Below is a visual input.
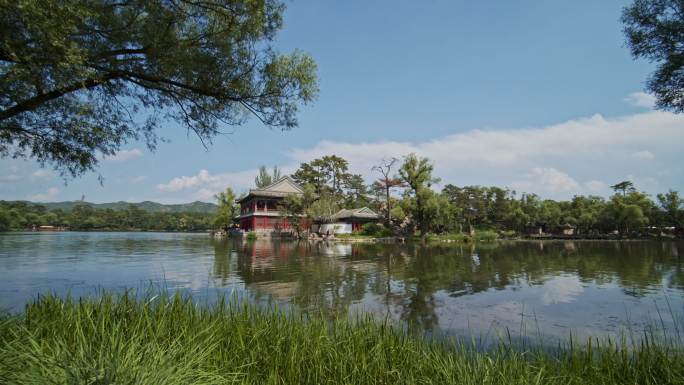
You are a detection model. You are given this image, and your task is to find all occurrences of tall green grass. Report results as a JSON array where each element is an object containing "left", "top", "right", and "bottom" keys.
[{"left": 1, "top": 292, "right": 683, "bottom": 384}]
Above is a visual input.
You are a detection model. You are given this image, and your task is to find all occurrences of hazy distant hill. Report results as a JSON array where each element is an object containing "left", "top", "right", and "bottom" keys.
[{"left": 15, "top": 200, "right": 217, "bottom": 213}]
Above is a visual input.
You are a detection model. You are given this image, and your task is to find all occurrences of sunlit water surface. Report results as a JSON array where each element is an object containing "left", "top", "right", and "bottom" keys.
[{"left": 1, "top": 232, "right": 682, "bottom": 345}]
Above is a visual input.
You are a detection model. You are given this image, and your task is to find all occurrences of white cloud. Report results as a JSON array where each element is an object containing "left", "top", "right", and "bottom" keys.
[
  {"left": 627, "top": 173, "right": 660, "bottom": 193},
  {"left": 157, "top": 168, "right": 265, "bottom": 198},
  {"left": 104, "top": 148, "right": 143, "bottom": 162},
  {"left": 30, "top": 187, "right": 59, "bottom": 202},
  {"left": 284, "top": 109, "right": 683, "bottom": 198},
  {"left": 624, "top": 92, "right": 656, "bottom": 108},
  {"left": 196, "top": 188, "right": 218, "bottom": 201},
  {"left": 157, "top": 98, "right": 684, "bottom": 201},
  {"left": 512, "top": 168, "right": 580, "bottom": 196},
  {"left": 1, "top": 162, "right": 25, "bottom": 183},
  {"left": 288, "top": 113, "right": 682, "bottom": 173},
  {"left": 631, "top": 150, "right": 655, "bottom": 160},
  {"left": 541, "top": 275, "right": 584, "bottom": 305},
  {"left": 584, "top": 180, "right": 609, "bottom": 195},
  {"left": 130, "top": 175, "right": 146, "bottom": 183},
  {"left": 157, "top": 169, "right": 214, "bottom": 192},
  {"left": 0, "top": 174, "right": 21, "bottom": 182},
  {"left": 31, "top": 169, "right": 53, "bottom": 179}
]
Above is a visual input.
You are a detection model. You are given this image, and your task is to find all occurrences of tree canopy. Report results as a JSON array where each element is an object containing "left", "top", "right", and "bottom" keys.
[
  {"left": 254, "top": 165, "right": 282, "bottom": 188},
  {"left": 611, "top": 181, "right": 636, "bottom": 196},
  {"left": 214, "top": 187, "right": 238, "bottom": 229},
  {"left": 0, "top": 0, "right": 317, "bottom": 177},
  {"left": 399, "top": 153, "right": 440, "bottom": 241},
  {"left": 622, "top": 0, "right": 684, "bottom": 112},
  {"left": 291, "top": 155, "right": 369, "bottom": 208},
  {"left": 0, "top": 200, "right": 213, "bottom": 231},
  {"left": 372, "top": 157, "right": 403, "bottom": 224}
]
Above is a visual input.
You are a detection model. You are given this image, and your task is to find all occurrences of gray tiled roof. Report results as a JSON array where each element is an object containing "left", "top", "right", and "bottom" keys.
[
  {"left": 331, "top": 207, "right": 380, "bottom": 220},
  {"left": 237, "top": 176, "right": 304, "bottom": 203}
]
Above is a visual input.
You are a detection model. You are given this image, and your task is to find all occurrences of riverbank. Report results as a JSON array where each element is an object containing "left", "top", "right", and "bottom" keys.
[
  {"left": 326, "top": 231, "right": 683, "bottom": 244},
  {"left": 1, "top": 293, "right": 682, "bottom": 385}
]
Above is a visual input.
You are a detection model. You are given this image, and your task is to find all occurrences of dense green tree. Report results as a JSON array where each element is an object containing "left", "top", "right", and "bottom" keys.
[
  {"left": 293, "top": 156, "right": 342, "bottom": 194},
  {"left": 442, "top": 185, "right": 513, "bottom": 231},
  {"left": 71, "top": 204, "right": 95, "bottom": 228},
  {"left": 279, "top": 184, "right": 315, "bottom": 236},
  {"left": 0, "top": 207, "right": 10, "bottom": 231},
  {"left": 0, "top": 200, "right": 213, "bottom": 231},
  {"left": 601, "top": 191, "right": 654, "bottom": 234},
  {"left": 343, "top": 174, "right": 370, "bottom": 208},
  {"left": 486, "top": 187, "right": 510, "bottom": 226},
  {"left": 307, "top": 195, "right": 340, "bottom": 223},
  {"left": 126, "top": 204, "right": 148, "bottom": 229},
  {"left": 319, "top": 155, "right": 350, "bottom": 195},
  {"left": 622, "top": 0, "right": 684, "bottom": 112},
  {"left": 611, "top": 181, "right": 636, "bottom": 196},
  {"left": 292, "top": 161, "right": 327, "bottom": 194},
  {"left": 657, "top": 189, "right": 683, "bottom": 227},
  {"left": 0, "top": 0, "right": 318, "bottom": 177},
  {"left": 390, "top": 205, "right": 407, "bottom": 225},
  {"left": 503, "top": 207, "right": 529, "bottom": 232},
  {"left": 424, "top": 191, "right": 457, "bottom": 234},
  {"left": 292, "top": 155, "right": 366, "bottom": 207},
  {"left": 214, "top": 187, "right": 238, "bottom": 229},
  {"left": 621, "top": 204, "right": 649, "bottom": 233},
  {"left": 569, "top": 195, "right": 605, "bottom": 234},
  {"left": 254, "top": 166, "right": 282, "bottom": 188},
  {"left": 538, "top": 200, "right": 563, "bottom": 229},
  {"left": 399, "top": 153, "right": 440, "bottom": 241}
]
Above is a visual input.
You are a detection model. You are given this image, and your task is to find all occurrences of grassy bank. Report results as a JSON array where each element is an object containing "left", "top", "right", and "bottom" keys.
[{"left": 1, "top": 293, "right": 683, "bottom": 384}]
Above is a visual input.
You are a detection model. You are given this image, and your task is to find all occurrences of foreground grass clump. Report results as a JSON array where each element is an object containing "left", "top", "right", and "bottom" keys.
[{"left": 1, "top": 293, "right": 683, "bottom": 384}]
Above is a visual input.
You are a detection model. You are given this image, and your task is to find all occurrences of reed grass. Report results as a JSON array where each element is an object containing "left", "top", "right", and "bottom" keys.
[{"left": 1, "top": 292, "right": 682, "bottom": 384}]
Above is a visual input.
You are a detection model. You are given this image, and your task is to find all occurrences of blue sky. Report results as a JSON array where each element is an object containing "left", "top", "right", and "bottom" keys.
[{"left": 2, "top": 0, "right": 683, "bottom": 203}]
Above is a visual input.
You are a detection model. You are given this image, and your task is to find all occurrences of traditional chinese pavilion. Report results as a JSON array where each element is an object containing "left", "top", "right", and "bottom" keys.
[
  {"left": 237, "top": 176, "right": 303, "bottom": 232},
  {"left": 314, "top": 207, "right": 381, "bottom": 235}
]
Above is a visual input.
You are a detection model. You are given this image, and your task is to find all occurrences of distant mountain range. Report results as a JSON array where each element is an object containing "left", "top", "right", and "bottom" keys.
[{"left": 13, "top": 200, "right": 217, "bottom": 213}]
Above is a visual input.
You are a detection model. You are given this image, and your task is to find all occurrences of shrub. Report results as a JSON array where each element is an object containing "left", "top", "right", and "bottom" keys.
[
  {"left": 360, "top": 223, "right": 381, "bottom": 236},
  {"left": 474, "top": 230, "right": 499, "bottom": 242},
  {"left": 377, "top": 227, "right": 394, "bottom": 237},
  {"left": 246, "top": 232, "right": 257, "bottom": 241},
  {"left": 452, "top": 233, "right": 471, "bottom": 242},
  {"left": 359, "top": 223, "right": 393, "bottom": 237}
]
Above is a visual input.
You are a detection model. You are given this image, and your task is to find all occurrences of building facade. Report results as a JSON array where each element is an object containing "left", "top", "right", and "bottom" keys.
[
  {"left": 313, "top": 207, "right": 381, "bottom": 235},
  {"left": 237, "top": 176, "right": 303, "bottom": 232}
]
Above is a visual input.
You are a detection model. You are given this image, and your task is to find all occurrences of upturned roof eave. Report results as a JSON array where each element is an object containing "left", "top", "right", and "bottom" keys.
[{"left": 235, "top": 176, "right": 305, "bottom": 203}]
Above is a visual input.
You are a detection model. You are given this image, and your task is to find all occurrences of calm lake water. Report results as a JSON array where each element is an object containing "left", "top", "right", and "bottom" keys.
[{"left": 1, "top": 232, "right": 683, "bottom": 344}]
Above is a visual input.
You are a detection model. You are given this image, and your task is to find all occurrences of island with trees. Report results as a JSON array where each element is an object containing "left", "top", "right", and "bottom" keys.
[{"left": 215, "top": 153, "right": 684, "bottom": 242}]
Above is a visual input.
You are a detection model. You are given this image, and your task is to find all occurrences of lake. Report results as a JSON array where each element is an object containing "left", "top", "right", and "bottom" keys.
[{"left": 1, "top": 232, "right": 682, "bottom": 345}]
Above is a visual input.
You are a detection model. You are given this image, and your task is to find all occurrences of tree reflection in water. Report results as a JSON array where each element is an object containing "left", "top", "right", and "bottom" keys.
[{"left": 210, "top": 239, "right": 684, "bottom": 341}]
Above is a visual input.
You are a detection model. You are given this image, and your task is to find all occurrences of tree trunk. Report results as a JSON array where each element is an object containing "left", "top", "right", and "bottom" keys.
[{"left": 386, "top": 186, "right": 391, "bottom": 225}]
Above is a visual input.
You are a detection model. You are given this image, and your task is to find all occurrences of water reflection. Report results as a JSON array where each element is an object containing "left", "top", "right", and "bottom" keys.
[
  {"left": 0, "top": 232, "right": 682, "bottom": 343},
  {"left": 211, "top": 239, "right": 684, "bottom": 341}
]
